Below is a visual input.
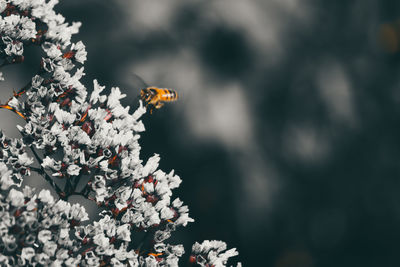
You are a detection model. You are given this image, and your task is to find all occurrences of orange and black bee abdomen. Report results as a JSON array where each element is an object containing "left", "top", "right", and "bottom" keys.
[
  {"left": 142, "top": 87, "right": 178, "bottom": 102},
  {"left": 159, "top": 89, "right": 178, "bottom": 102}
]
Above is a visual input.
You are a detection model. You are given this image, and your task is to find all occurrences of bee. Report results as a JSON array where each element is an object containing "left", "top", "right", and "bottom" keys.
[{"left": 140, "top": 87, "right": 178, "bottom": 114}]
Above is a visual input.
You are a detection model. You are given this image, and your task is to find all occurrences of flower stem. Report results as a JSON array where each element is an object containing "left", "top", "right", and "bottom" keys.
[{"left": 30, "top": 146, "right": 65, "bottom": 198}]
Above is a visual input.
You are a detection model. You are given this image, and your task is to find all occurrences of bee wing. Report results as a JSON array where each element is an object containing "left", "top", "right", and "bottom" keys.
[
  {"left": 131, "top": 72, "right": 149, "bottom": 89},
  {"left": 129, "top": 72, "right": 150, "bottom": 103}
]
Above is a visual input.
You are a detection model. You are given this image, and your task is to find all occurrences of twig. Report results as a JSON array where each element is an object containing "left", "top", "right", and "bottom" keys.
[{"left": 30, "top": 146, "right": 64, "bottom": 198}]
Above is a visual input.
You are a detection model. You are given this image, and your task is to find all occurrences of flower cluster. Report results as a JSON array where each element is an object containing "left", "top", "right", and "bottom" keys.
[
  {"left": 0, "top": 0, "right": 240, "bottom": 266},
  {"left": 75, "top": 211, "right": 186, "bottom": 266},
  {"left": 0, "top": 164, "right": 88, "bottom": 266},
  {"left": 0, "top": 133, "right": 33, "bottom": 189},
  {"left": 0, "top": 0, "right": 80, "bottom": 79},
  {"left": 190, "top": 241, "right": 240, "bottom": 267}
]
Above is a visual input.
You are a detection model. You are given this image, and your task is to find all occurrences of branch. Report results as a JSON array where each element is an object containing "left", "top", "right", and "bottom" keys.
[
  {"left": 13, "top": 80, "right": 32, "bottom": 99},
  {"left": 29, "top": 146, "right": 65, "bottom": 198}
]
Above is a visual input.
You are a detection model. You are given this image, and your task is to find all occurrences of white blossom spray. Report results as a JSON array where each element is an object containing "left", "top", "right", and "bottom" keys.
[{"left": 0, "top": 1, "right": 240, "bottom": 266}]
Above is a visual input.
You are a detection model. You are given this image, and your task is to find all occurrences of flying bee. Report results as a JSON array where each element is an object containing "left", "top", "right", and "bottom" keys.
[
  {"left": 129, "top": 73, "right": 178, "bottom": 113},
  {"left": 140, "top": 87, "right": 178, "bottom": 114}
]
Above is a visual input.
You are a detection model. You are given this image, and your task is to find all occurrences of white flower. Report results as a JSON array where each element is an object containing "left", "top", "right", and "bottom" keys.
[
  {"left": 8, "top": 97, "right": 20, "bottom": 110},
  {"left": 38, "top": 230, "right": 52, "bottom": 243},
  {"left": 35, "top": 253, "right": 50, "bottom": 265},
  {"left": 32, "top": 75, "right": 45, "bottom": 89},
  {"left": 118, "top": 186, "right": 132, "bottom": 201},
  {"left": 64, "top": 256, "right": 82, "bottom": 267},
  {"left": 107, "top": 87, "right": 126, "bottom": 109},
  {"left": 82, "top": 251, "right": 99, "bottom": 266},
  {"left": 38, "top": 189, "right": 54, "bottom": 204},
  {"left": 69, "top": 203, "right": 89, "bottom": 221},
  {"left": 56, "top": 248, "right": 70, "bottom": 260},
  {"left": 143, "top": 182, "right": 155, "bottom": 195},
  {"left": 42, "top": 156, "right": 61, "bottom": 171},
  {"left": 165, "top": 256, "right": 180, "bottom": 267},
  {"left": 93, "top": 233, "right": 109, "bottom": 248},
  {"left": 191, "top": 240, "right": 238, "bottom": 267},
  {"left": 67, "top": 164, "right": 80, "bottom": 176},
  {"left": 145, "top": 255, "right": 158, "bottom": 267},
  {"left": 110, "top": 258, "right": 124, "bottom": 267},
  {"left": 43, "top": 241, "right": 58, "bottom": 257},
  {"left": 4, "top": 41, "right": 23, "bottom": 56},
  {"left": 60, "top": 228, "right": 69, "bottom": 239},
  {"left": 42, "top": 57, "right": 55, "bottom": 72},
  {"left": 25, "top": 196, "right": 38, "bottom": 211},
  {"left": 175, "top": 212, "right": 194, "bottom": 227},
  {"left": 17, "top": 152, "right": 34, "bottom": 166},
  {"left": 160, "top": 206, "right": 174, "bottom": 220},
  {"left": 172, "top": 198, "right": 183, "bottom": 208},
  {"left": 72, "top": 41, "right": 87, "bottom": 63},
  {"left": 142, "top": 154, "right": 160, "bottom": 176},
  {"left": 50, "top": 260, "right": 63, "bottom": 267},
  {"left": 146, "top": 209, "right": 161, "bottom": 226},
  {"left": 1, "top": 15, "right": 36, "bottom": 40},
  {"left": 42, "top": 42, "right": 62, "bottom": 59},
  {"left": 170, "top": 244, "right": 185, "bottom": 257},
  {"left": 53, "top": 106, "right": 76, "bottom": 124},
  {"left": 90, "top": 80, "right": 106, "bottom": 104},
  {"left": 7, "top": 188, "right": 24, "bottom": 207},
  {"left": 116, "top": 224, "right": 131, "bottom": 242},
  {"left": 0, "top": 163, "right": 14, "bottom": 190},
  {"left": 21, "top": 247, "right": 35, "bottom": 262},
  {"left": 0, "top": 0, "right": 6, "bottom": 13}
]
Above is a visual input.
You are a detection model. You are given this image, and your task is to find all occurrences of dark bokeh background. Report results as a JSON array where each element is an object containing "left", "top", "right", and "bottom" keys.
[{"left": 4, "top": 0, "right": 400, "bottom": 266}]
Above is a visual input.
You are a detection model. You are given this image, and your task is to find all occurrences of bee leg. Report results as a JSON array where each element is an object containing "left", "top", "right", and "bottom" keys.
[
  {"left": 155, "top": 101, "right": 164, "bottom": 109},
  {"left": 144, "top": 102, "right": 151, "bottom": 114},
  {"left": 146, "top": 104, "right": 154, "bottom": 114}
]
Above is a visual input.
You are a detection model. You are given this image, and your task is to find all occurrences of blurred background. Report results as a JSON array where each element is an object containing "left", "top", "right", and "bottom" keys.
[{"left": 3, "top": 0, "right": 400, "bottom": 266}]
